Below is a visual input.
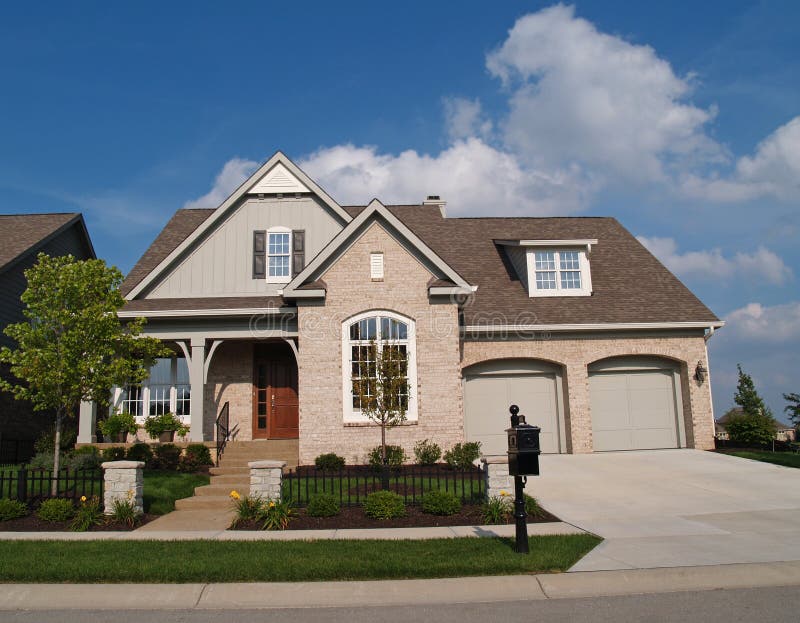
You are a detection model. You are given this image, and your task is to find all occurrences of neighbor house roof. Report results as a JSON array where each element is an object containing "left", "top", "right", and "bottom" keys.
[{"left": 0, "top": 213, "right": 93, "bottom": 274}]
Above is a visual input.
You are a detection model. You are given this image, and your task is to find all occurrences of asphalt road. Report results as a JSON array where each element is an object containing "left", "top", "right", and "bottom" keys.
[{"left": 0, "top": 586, "right": 795, "bottom": 623}]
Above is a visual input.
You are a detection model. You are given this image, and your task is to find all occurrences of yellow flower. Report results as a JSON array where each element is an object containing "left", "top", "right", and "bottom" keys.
[
  {"left": 500, "top": 490, "right": 510, "bottom": 497},
  {"left": 269, "top": 501, "right": 276, "bottom": 508},
  {"left": 80, "top": 495, "right": 87, "bottom": 503},
  {"left": 229, "top": 490, "right": 240, "bottom": 500}
]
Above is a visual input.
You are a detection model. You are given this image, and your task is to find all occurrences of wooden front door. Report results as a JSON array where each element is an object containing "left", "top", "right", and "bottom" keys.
[{"left": 253, "top": 343, "right": 299, "bottom": 439}]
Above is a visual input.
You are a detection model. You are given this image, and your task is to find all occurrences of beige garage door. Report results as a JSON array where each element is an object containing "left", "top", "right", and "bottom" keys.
[
  {"left": 589, "top": 369, "right": 679, "bottom": 451},
  {"left": 464, "top": 371, "right": 560, "bottom": 455}
]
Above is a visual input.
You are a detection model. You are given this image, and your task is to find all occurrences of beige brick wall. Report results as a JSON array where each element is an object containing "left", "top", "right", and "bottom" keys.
[
  {"left": 462, "top": 334, "right": 716, "bottom": 453},
  {"left": 205, "top": 341, "right": 254, "bottom": 441},
  {"left": 297, "top": 222, "right": 463, "bottom": 465}
]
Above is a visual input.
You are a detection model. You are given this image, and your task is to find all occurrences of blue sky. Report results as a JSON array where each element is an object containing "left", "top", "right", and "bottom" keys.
[{"left": 1, "top": 1, "right": 798, "bottom": 421}]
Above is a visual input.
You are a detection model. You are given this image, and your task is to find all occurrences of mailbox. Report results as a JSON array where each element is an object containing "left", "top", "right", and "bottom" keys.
[{"left": 507, "top": 405, "right": 541, "bottom": 476}]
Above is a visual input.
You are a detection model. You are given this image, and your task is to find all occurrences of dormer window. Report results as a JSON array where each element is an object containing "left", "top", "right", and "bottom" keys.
[
  {"left": 534, "top": 250, "right": 582, "bottom": 291},
  {"left": 498, "top": 239, "right": 596, "bottom": 298}
]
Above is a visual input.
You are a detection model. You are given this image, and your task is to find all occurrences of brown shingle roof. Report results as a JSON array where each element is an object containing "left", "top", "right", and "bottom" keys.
[{"left": 0, "top": 213, "right": 82, "bottom": 272}]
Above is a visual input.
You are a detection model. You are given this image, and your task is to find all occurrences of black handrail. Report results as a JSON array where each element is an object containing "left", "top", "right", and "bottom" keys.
[{"left": 215, "top": 401, "right": 230, "bottom": 467}]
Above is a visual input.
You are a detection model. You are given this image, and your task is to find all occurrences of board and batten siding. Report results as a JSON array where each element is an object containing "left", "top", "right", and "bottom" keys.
[{"left": 148, "top": 196, "right": 344, "bottom": 298}]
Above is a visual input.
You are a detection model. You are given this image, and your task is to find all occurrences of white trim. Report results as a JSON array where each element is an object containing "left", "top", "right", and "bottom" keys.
[
  {"left": 118, "top": 307, "right": 296, "bottom": 318},
  {"left": 464, "top": 321, "right": 726, "bottom": 333},
  {"left": 341, "top": 310, "right": 418, "bottom": 424},
  {"left": 265, "top": 227, "right": 292, "bottom": 284},
  {"left": 126, "top": 151, "right": 351, "bottom": 299},
  {"left": 429, "top": 286, "right": 474, "bottom": 296},
  {"left": 527, "top": 248, "right": 592, "bottom": 297},
  {"left": 111, "top": 356, "right": 191, "bottom": 425},
  {"left": 249, "top": 162, "right": 311, "bottom": 195},
  {"left": 497, "top": 239, "right": 598, "bottom": 249},
  {"left": 370, "top": 252, "right": 384, "bottom": 280}
]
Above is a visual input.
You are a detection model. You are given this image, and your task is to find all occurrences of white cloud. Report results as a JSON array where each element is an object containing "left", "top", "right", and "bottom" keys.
[
  {"left": 723, "top": 301, "right": 800, "bottom": 343},
  {"left": 637, "top": 236, "right": 793, "bottom": 285},
  {"left": 486, "top": 4, "right": 723, "bottom": 183},
  {"left": 183, "top": 158, "right": 258, "bottom": 210},
  {"left": 443, "top": 97, "right": 493, "bottom": 141},
  {"left": 299, "top": 139, "right": 593, "bottom": 216}
]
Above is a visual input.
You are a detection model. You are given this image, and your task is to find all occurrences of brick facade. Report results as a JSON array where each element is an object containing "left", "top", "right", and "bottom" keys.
[{"left": 205, "top": 341, "right": 255, "bottom": 441}]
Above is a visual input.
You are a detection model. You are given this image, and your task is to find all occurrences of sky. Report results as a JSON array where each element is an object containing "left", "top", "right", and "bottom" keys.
[{"left": 0, "top": 1, "right": 798, "bottom": 422}]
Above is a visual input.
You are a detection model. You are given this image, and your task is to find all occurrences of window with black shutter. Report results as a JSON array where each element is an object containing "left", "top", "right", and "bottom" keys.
[
  {"left": 292, "top": 230, "right": 305, "bottom": 277},
  {"left": 253, "top": 230, "right": 266, "bottom": 279}
]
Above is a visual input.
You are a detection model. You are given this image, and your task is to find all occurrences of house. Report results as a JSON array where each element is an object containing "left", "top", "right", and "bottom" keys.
[
  {"left": 76, "top": 152, "right": 722, "bottom": 464},
  {"left": 0, "top": 213, "right": 96, "bottom": 462},
  {"left": 715, "top": 408, "right": 797, "bottom": 442}
]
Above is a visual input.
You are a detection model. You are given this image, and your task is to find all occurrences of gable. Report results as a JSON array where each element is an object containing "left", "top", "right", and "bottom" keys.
[{"left": 249, "top": 162, "right": 310, "bottom": 194}]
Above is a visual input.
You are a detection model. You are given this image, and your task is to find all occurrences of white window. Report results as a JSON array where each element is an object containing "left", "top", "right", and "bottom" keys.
[
  {"left": 341, "top": 311, "right": 417, "bottom": 423},
  {"left": 266, "top": 227, "right": 291, "bottom": 283},
  {"left": 113, "top": 357, "right": 191, "bottom": 423},
  {"left": 528, "top": 248, "right": 592, "bottom": 297}
]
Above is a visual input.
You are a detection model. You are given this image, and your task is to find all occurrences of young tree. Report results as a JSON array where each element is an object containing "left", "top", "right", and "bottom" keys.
[
  {"left": 353, "top": 339, "right": 410, "bottom": 472},
  {"left": 734, "top": 364, "right": 768, "bottom": 417},
  {"left": 784, "top": 393, "right": 800, "bottom": 428},
  {"left": 727, "top": 364, "right": 776, "bottom": 446},
  {"left": 0, "top": 253, "right": 167, "bottom": 493}
]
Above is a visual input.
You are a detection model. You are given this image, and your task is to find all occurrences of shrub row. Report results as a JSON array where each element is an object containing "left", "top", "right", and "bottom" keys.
[
  {"left": 26, "top": 443, "right": 213, "bottom": 473},
  {"left": 312, "top": 440, "right": 483, "bottom": 470}
]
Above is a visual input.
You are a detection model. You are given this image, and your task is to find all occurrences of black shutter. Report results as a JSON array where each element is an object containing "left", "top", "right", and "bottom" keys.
[
  {"left": 253, "top": 230, "right": 266, "bottom": 279},
  {"left": 292, "top": 230, "right": 305, "bottom": 277}
]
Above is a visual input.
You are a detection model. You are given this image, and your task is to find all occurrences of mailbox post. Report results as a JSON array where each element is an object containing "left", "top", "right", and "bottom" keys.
[{"left": 507, "top": 404, "right": 541, "bottom": 554}]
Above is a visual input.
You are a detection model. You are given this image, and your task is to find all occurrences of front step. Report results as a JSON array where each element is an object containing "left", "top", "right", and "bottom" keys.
[
  {"left": 175, "top": 495, "right": 233, "bottom": 510},
  {"left": 195, "top": 483, "right": 249, "bottom": 497}
]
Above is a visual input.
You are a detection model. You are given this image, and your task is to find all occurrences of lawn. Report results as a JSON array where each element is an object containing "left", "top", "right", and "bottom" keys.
[
  {"left": 0, "top": 535, "right": 601, "bottom": 583},
  {"left": 722, "top": 450, "right": 800, "bottom": 469},
  {"left": 142, "top": 470, "right": 210, "bottom": 515}
]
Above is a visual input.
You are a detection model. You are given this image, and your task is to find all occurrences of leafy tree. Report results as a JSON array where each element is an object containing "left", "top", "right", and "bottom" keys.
[
  {"left": 0, "top": 253, "right": 167, "bottom": 493},
  {"left": 734, "top": 364, "right": 768, "bottom": 417},
  {"left": 784, "top": 393, "right": 800, "bottom": 428},
  {"left": 353, "top": 339, "right": 410, "bottom": 473},
  {"left": 726, "top": 365, "right": 776, "bottom": 446}
]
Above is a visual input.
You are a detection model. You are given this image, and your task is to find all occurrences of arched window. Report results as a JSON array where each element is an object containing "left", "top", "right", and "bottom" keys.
[{"left": 342, "top": 311, "right": 417, "bottom": 423}]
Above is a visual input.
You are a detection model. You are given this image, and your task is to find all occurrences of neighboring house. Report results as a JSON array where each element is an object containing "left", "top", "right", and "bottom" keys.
[
  {"left": 76, "top": 152, "right": 722, "bottom": 463},
  {"left": 0, "top": 213, "right": 96, "bottom": 460},
  {"left": 715, "top": 408, "right": 797, "bottom": 442}
]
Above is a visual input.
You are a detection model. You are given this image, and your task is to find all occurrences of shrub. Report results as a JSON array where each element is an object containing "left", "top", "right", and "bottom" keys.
[
  {"left": 37, "top": 498, "right": 75, "bottom": 522},
  {"left": 110, "top": 495, "right": 139, "bottom": 528},
  {"left": 314, "top": 453, "right": 345, "bottom": 471},
  {"left": 0, "top": 499, "right": 28, "bottom": 522},
  {"left": 229, "top": 491, "right": 263, "bottom": 527},
  {"left": 482, "top": 494, "right": 512, "bottom": 525},
  {"left": 98, "top": 411, "right": 138, "bottom": 440},
  {"left": 151, "top": 444, "right": 181, "bottom": 470},
  {"left": 444, "top": 442, "right": 482, "bottom": 470},
  {"left": 524, "top": 494, "right": 545, "bottom": 518},
  {"left": 307, "top": 493, "right": 341, "bottom": 517},
  {"left": 367, "top": 445, "right": 406, "bottom": 468},
  {"left": 34, "top": 425, "right": 77, "bottom": 455},
  {"left": 27, "top": 452, "right": 54, "bottom": 470},
  {"left": 143, "top": 412, "right": 189, "bottom": 440},
  {"left": 185, "top": 444, "right": 213, "bottom": 466},
  {"left": 726, "top": 410, "right": 777, "bottom": 446},
  {"left": 177, "top": 453, "right": 206, "bottom": 473},
  {"left": 421, "top": 490, "right": 461, "bottom": 516},
  {"left": 101, "top": 447, "right": 127, "bottom": 462},
  {"left": 413, "top": 439, "right": 442, "bottom": 465},
  {"left": 66, "top": 446, "right": 101, "bottom": 471},
  {"left": 363, "top": 490, "right": 406, "bottom": 519},
  {"left": 70, "top": 495, "right": 104, "bottom": 532},
  {"left": 125, "top": 443, "right": 154, "bottom": 464},
  {"left": 258, "top": 499, "right": 295, "bottom": 530}
]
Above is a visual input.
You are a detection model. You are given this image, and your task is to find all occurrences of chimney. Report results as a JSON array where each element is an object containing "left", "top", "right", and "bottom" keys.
[{"left": 423, "top": 195, "right": 447, "bottom": 217}]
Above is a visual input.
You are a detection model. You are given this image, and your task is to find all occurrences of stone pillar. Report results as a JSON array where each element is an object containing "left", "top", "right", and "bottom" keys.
[
  {"left": 481, "top": 456, "right": 518, "bottom": 499},
  {"left": 249, "top": 460, "right": 286, "bottom": 501},
  {"left": 102, "top": 460, "right": 144, "bottom": 515},
  {"left": 77, "top": 401, "right": 98, "bottom": 444},
  {"left": 189, "top": 337, "right": 206, "bottom": 442}
]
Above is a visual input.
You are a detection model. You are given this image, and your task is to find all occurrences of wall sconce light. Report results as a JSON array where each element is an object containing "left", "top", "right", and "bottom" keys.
[{"left": 694, "top": 361, "right": 707, "bottom": 383}]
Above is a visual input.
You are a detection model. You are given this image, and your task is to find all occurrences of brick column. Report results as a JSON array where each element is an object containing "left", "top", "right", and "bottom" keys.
[
  {"left": 249, "top": 460, "right": 286, "bottom": 500},
  {"left": 101, "top": 460, "right": 144, "bottom": 515}
]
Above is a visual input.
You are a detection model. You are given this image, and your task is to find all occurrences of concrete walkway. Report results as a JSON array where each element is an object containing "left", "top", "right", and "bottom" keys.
[
  {"left": 1, "top": 560, "right": 799, "bottom": 610},
  {"left": 531, "top": 449, "right": 800, "bottom": 571},
  {"left": 136, "top": 508, "right": 235, "bottom": 531}
]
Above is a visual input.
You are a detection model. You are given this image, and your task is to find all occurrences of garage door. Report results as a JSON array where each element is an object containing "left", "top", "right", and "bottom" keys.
[
  {"left": 464, "top": 366, "right": 561, "bottom": 455},
  {"left": 589, "top": 369, "right": 680, "bottom": 451}
]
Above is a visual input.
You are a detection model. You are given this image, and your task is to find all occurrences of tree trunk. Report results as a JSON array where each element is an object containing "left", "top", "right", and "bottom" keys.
[
  {"left": 380, "top": 420, "right": 389, "bottom": 490},
  {"left": 51, "top": 408, "right": 63, "bottom": 497}
]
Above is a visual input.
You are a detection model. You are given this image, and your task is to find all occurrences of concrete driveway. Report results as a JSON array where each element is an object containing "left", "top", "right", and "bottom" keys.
[{"left": 532, "top": 449, "right": 800, "bottom": 571}]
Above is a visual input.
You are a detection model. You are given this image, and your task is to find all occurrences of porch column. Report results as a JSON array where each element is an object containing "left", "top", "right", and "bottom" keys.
[
  {"left": 189, "top": 337, "right": 206, "bottom": 442},
  {"left": 77, "top": 400, "right": 97, "bottom": 444}
]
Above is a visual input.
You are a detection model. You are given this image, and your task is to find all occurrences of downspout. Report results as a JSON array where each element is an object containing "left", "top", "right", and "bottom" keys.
[{"left": 704, "top": 325, "right": 717, "bottom": 444}]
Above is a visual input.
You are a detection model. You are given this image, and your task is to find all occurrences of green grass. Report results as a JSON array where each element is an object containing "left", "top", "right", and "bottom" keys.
[
  {"left": 723, "top": 450, "right": 800, "bottom": 469},
  {"left": 142, "top": 470, "right": 210, "bottom": 515},
  {"left": 0, "top": 535, "right": 601, "bottom": 583}
]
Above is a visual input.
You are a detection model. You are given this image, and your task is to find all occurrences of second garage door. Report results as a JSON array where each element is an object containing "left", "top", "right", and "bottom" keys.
[{"left": 589, "top": 365, "right": 682, "bottom": 452}]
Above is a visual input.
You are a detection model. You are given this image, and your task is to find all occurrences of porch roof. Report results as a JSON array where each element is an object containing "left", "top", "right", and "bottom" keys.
[{"left": 120, "top": 296, "right": 293, "bottom": 318}]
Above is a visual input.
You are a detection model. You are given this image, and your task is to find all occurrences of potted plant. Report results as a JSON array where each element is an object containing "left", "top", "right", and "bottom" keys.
[
  {"left": 98, "top": 410, "right": 138, "bottom": 443},
  {"left": 143, "top": 412, "right": 190, "bottom": 442}
]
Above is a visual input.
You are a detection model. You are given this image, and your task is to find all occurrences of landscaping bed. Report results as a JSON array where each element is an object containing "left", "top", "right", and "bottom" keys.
[{"left": 0, "top": 513, "right": 157, "bottom": 531}]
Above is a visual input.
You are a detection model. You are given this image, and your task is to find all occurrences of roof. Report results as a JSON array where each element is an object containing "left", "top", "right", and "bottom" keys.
[
  {"left": 121, "top": 296, "right": 290, "bottom": 313},
  {"left": 0, "top": 213, "right": 90, "bottom": 273}
]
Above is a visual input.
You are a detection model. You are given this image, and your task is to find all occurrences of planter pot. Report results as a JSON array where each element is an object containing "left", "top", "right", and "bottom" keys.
[{"left": 159, "top": 431, "right": 175, "bottom": 443}]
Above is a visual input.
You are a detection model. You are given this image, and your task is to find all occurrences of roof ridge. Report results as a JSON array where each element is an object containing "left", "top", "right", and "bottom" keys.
[{"left": 0, "top": 212, "right": 80, "bottom": 217}]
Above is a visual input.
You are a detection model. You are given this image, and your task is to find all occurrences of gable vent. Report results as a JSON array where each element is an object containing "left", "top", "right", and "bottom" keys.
[{"left": 370, "top": 252, "right": 384, "bottom": 281}]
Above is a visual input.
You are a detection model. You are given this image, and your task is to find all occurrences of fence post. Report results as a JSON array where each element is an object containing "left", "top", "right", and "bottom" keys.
[
  {"left": 16, "top": 467, "right": 27, "bottom": 503},
  {"left": 480, "top": 456, "right": 515, "bottom": 500},
  {"left": 249, "top": 460, "right": 286, "bottom": 501},
  {"left": 101, "top": 460, "right": 144, "bottom": 515}
]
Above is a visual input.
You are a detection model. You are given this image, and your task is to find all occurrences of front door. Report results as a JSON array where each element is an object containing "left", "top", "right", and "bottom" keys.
[{"left": 253, "top": 343, "right": 299, "bottom": 439}]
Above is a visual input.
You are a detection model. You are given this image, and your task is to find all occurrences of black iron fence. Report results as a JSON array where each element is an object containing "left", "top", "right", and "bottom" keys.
[
  {"left": 283, "top": 464, "right": 486, "bottom": 507},
  {"left": 0, "top": 467, "right": 103, "bottom": 503}
]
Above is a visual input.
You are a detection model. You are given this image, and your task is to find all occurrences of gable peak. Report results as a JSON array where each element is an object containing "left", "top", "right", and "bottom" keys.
[{"left": 249, "top": 161, "right": 311, "bottom": 195}]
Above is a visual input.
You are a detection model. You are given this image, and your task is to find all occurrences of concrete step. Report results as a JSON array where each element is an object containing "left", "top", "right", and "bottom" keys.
[
  {"left": 209, "top": 466, "right": 249, "bottom": 476},
  {"left": 208, "top": 473, "right": 251, "bottom": 485},
  {"left": 218, "top": 458, "right": 297, "bottom": 468},
  {"left": 195, "top": 484, "right": 249, "bottom": 497},
  {"left": 175, "top": 495, "right": 233, "bottom": 510}
]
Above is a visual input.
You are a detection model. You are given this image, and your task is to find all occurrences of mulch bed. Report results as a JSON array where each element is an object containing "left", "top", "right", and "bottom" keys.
[
  {"left": 0, "top": 513, "right": 157, "bottom": 532},
  {"left": 231, "top": 505, "right": 560, "bottom": 531}
]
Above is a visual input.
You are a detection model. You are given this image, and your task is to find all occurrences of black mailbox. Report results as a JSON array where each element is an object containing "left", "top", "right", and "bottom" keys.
[{"left": 507, "top": 405, "right": 541, "bottom": 476}]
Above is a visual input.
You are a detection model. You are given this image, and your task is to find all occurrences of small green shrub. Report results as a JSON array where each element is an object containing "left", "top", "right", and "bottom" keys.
[
  {"left": 413, "top": 439, "right": 442, "bottom": 465},
  {"left": 229, "top": 491, "right": 263, "bottom": 527},
  {"left": 27, "top": 452, "right": 54, "bottom": 470},
  {"left": 143, "top": 412, "right": 189, "bottom": 440},
  {"left": 67, "top": 446, "right": 101, "bottom": 471},
  {"left": 726, "top": 410, "right": 777, "bottom": 446},
  {"left": 363, "top": 490, "right": 406, "bottom": 519},
  {"left": 98, "top": 411, "right": 138, "bottom": 439},
  {"left": 307, "top": 493, "right": 341, "bottom": 517},
  {"left": 70, "top": 496, "right": 104, "bottom": 532},
  {"left": 444, "top": 442, "right": 482, "bottom": 470},
  {"left": 151, "top": 444, "right": 181, "bottom": 470},
  {"left": 258, "top": 499, "right": 295, "bottom": 530},
  {"left": 101, "top": 447, "right": 127, "bottom": 462},
  {"left": 34, "top": 426, "right": 76, "bottom": 454},
  {"left": 421, "top": 490, "right": 461, "bottom": 516},
  {"left": 367, "top": 445, "right": 406, "bottom": 468},
  {"left": 185, "top": 444, "right": 213, "bottom": 466},
  {"left": 126, "top": 443, "right": 154, "bottom": 464},
  {"left": 0, "top": 499, "right": 28, "bottom": 522},
  {"left": 524, "top": 494, "right": 545, "bottom": 518},
  {"left": 177, "top": 453, "right": 207, "bottom": 473},
  {"left": 482, "top": 495, "right": 512, "bottom": 525},
  {"left": 110, "top": 496, "right": 139, "bottom": 528},
  {"left": 37, "top": 498, "right": 75, "bottom": 522},
  {"left": 314, "top": 453, "right": 346, "bottom": 471}
]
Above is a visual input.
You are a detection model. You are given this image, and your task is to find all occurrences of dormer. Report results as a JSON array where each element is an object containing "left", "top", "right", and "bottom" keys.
[{"left": 498, "top": 239, "right": 597, "bottom": 297}]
